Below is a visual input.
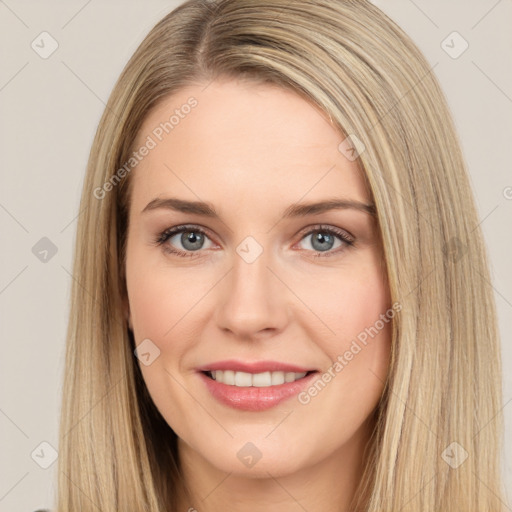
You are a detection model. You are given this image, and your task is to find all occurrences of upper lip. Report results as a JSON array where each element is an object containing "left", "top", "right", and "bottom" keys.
[{"left": 196, "top": 360, "right": 317, "bottom": 374}]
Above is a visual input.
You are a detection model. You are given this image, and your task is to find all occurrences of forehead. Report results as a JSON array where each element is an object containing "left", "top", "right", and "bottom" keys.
[{"left": 129, "top": 79, "right": 370, "bottom": 214}]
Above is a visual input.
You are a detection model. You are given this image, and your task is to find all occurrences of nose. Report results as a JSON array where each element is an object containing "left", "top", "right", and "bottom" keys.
[{"left": 214, "top": 244, "right": 290, "bottom": 340}]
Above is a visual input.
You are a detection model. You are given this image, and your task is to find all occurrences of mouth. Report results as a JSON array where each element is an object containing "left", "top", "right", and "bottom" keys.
[
  {"left": 202, "top": 369, "right": 316, "bottom": 387},
  {"left": 196, "top": 361, "right": 319, "bottom": 411}
]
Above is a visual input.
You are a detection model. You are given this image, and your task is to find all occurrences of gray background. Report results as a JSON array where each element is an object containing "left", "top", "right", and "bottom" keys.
[{"left": 0, "top": 1, "right": 510, "bottom": 510}]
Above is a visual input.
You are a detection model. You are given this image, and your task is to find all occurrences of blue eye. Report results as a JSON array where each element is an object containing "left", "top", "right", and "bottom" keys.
[
  {"left": 156, "top": 226, "right": 213, "bottom": 257},
  {"left": 298, "top": 229, "right": 353, "bottom": 254},
  {"left": 154, "top": 224, "right": 354, "bottom": 258}
]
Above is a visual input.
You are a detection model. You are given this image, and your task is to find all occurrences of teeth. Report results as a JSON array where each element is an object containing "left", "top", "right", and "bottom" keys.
[
  {"left": 235, "top": 371, "right": 252, "bottom": 387},
  {"left": 271, "top": 372, "right": 285, "bottom": 385},
  {"left": 223, "top": 370, "right": 235, "bottom": 385},
  {"left": 210, "top": 370, "right": 307, "bottom": 387}
]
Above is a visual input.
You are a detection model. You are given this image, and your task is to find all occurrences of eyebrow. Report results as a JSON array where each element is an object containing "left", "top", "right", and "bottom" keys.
[{"left": 141, "top": 197, "right": 376, "bottom": 217}]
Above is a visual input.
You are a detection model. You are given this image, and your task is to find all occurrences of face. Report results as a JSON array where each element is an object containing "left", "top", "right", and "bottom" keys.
[{"left": 124, "top": 78, "right": 392, "bottom": 478}]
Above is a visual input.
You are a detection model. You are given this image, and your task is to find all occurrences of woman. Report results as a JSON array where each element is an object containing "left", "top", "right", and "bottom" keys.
[{"left": 56, "top": 0, "right": 505, "bottom": 510}]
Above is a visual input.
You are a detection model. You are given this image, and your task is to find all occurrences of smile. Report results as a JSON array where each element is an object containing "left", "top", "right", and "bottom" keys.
[{"left": 196, "top": 360, "right": 319, "bottom": 411}]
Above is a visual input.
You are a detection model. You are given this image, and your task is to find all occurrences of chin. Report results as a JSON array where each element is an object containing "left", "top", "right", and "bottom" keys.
[{"left": 185, "top": 434, "right": 317, "bottom": 479}]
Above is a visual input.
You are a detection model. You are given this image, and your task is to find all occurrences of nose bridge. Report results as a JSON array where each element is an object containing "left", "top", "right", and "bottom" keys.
[
  {"left": 215, "top": 236, "right": 288, "bottom": 337},
  {"left": 233, "top": 239, "right": 271, "bottom": 296}
]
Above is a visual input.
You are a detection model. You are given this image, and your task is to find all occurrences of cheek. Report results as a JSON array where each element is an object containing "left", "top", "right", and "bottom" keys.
[
  {"left": 125, "top": 252, "right": 207, "bottom": 435},
  {"left": 126, "top": 248, "right": 211, "bottom": 343},
  {"left": 294, "top": 257, "right": 392, "bottom": 415},
  {"left": 334, "top": 270, "right": 390, "bottom": 346},
  {"left": 298, "top": 255, "right": 391, "bottom": 351},
  {"left": 337, "top": 264, "right": 391, "bottom": 375}
]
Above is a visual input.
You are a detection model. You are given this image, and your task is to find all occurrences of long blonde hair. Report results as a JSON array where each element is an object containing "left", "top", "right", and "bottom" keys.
[{"left": 56, "top": 1, "right": 505, "bottom": 510}]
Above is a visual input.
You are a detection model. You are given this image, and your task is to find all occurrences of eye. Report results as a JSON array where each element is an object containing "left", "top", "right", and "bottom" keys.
[
  {"left": 295, "top": 225, "right": 355, "bottom": 257},
  {"left": 154, "top": 224, "right": 355, "bottom": 258},
  {"left": 154, "top": 225, "right": 215, "bottom": 257}
]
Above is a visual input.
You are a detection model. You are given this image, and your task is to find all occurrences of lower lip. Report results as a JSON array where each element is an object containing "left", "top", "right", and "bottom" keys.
[{"left": 198, "top": 371, "right": 317, "bottom": 411}]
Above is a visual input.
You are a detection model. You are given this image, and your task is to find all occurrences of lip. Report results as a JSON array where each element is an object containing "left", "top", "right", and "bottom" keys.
[
  {"left": 196, "top": 359, "right": 316, "bottom": 373},
  {"left": 196, "top": 360, "right": 318, "bottom": 411}
]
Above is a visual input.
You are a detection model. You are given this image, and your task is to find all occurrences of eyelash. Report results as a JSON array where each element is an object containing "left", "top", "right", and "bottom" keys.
[{"left": 153, "top": 224, "right": 355, "bottom": 259}]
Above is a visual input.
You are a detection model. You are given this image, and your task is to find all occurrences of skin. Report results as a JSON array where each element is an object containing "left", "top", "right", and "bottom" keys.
[{"left": 124, "top": 78, "right": 392, "bottom": 512}]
